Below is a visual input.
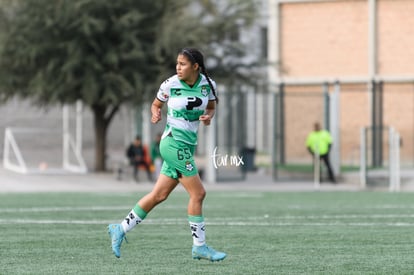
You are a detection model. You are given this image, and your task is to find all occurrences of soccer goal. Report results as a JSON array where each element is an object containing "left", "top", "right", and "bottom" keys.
[
  {"left": 360, "top": 126, "right": 400, "bottom": 191},
  {"left": 3, "top": 102, "right": 87, "bottom": 174}
]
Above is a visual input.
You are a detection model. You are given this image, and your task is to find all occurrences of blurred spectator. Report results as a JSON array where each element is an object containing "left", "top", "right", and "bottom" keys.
[
  {"left": 126, "top": 135, "right": 152, "bottom": 182},
  {"left": 306, "top": 122, "right": 336, "bottom": 183}
]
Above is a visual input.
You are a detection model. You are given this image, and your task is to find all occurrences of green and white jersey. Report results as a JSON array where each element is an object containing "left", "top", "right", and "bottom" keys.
[{"left": 156, "top": 74, "right": 217, "bottom": 145}]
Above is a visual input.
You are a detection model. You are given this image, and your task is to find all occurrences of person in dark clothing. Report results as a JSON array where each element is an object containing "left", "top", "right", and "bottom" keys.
[{"left": 126, "top": 136, "right": 152, "bottom": 181}]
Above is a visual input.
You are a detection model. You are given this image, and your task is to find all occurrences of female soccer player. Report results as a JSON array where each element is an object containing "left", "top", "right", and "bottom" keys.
[{"left": 108, "top": 48, "right": 226, "bottom": 262}]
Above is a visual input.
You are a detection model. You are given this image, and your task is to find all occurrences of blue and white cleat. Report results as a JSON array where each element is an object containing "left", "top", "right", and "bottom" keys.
[
  {"left": 107, "top": 224, "right": 127, "bottom": 258},
  {"left": 192, "top": 244, "right": 227, "bottom": 262}
]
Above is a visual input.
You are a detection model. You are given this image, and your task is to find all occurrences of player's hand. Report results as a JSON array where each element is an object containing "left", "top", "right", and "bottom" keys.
[
  {"left": 199, "top": 114, "right": 211, "bottom": 126},
  {"left": 151, "top": 109, "right": 161, "bottom": 124}
]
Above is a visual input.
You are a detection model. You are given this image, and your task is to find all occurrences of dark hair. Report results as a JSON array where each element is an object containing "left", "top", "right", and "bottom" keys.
[{"left": 180, "top": 48, "right": 218, "bottom": 103}]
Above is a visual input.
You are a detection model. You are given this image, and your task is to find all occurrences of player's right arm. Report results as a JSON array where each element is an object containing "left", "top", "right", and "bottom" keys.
[
  {"left": 152, "top": 76, "right": 172, "bottom": 124},
  {"left": 151, "top": 98, "right": 163, "bottom": 124}
]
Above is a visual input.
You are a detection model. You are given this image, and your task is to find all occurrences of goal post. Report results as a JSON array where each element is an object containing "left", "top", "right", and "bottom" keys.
[
  {"left": 360, "top": 127, "right": 367, "bottom": 188},
  {"left": 62, "top": 101, "right": 87, "bottom": 173},
  {"left": 3, "top": 128, "right": 28, "bottom": 173},
  {"left": 313, "top": 149, "right": 320, "bottom": 189},
  {"left": 389, "top": 127, "right": 400, "bottom": 192},
  {"left": 3, "top": 101, "right": 87, "bottom": 174},
  {"left": 359, "top": 126, "right": 401, "bottom": 191}
]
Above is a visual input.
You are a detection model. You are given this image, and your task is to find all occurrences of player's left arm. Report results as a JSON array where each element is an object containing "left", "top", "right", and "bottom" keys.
[{"left": 199, "top": 100, "right": 216, "bottom": 126}]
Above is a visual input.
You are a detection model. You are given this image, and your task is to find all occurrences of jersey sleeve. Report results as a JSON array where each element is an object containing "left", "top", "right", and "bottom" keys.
[
  {"left": 156, "top": 78, "right": 171, "bottom": 102},
  {"left": 208, "top": 79, "right": 217, "bottom": 101}
]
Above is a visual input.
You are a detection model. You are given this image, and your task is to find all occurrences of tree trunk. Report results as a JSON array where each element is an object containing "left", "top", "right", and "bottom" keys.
[
  {"left": 92, "top": 104, "right": 109, "bottom": 172},
  {"left": 92, "top": 103, "right": 121, "bottom": 172}
]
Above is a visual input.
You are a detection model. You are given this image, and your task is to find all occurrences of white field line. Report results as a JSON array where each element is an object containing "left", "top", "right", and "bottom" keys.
[
  {"left": 278, "top": 214, "right": 414, "bottom": 219},
  {"left": 1, "top": 206, "right": 414, "bottom": 226},
  {"left": 0, "top": 219, "right": 414, "bottom": 227},
  {"left": 288, "top": 204, "right": 414, "bottom": 210},
  {"left": 1, "top": 206, "right": 414, "bottom": 220},
  {"left": 0, "top": 205, "right": 414, "bottom": 220},
  {"left": 0, "top": 205, "right": 188, "bottom": 213},
  {"left": 213, "top": 193, "right": 265, "bottom": 198},
  {"left": 2, "top": 204, "right": 413, "bottom": 213}
]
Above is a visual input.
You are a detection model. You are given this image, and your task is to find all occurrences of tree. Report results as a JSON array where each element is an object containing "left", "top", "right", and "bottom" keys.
[
  {"left": 0, "top": 0, "right": 259, "bottom": 171},
  {"left": 0, "top": 0, "right": 165, "bottom": 171},
  {"left": 155, "top": 0, "right": 260, "bottom": 87}
]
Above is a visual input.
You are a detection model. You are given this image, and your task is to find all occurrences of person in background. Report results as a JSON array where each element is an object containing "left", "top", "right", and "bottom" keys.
[
  {"left": 126, "top": 135, "right": 152, "bottom": 182},
  {"left": 306, "top": 122, "right": 336, "bottom": 183},
  {"left": 108, "top": 47, "right": 226, "bottom": 261},
  {"left": 150, "top": 133, "right": 163, "bottom": 177}
]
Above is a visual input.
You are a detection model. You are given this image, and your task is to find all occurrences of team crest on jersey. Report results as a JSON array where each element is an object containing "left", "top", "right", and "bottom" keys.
[
  {"left": 185, "top": 161, "right": 194, "bottom": 171},
  {"left": 201, "top": 86, "right": 208, "bottom": 97}
]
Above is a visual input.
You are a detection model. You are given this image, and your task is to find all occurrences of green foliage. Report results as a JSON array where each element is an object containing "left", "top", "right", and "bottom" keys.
[
  {"left": 0, "top": 0, "right": 259, "bottom": 105},
  {"left": 0, "top": 0, "right": 164, "bottom": 105},
  {"left": 199, "top": 0, "right": 261, "bottom": 86},
  {"left": 155, "top": 0, "right": 260, "bottom": 87}
]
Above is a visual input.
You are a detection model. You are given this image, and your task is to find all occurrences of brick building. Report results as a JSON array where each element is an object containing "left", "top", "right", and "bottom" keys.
[{"left": 267, "top": 0, "right": 414, "bottom": 172}]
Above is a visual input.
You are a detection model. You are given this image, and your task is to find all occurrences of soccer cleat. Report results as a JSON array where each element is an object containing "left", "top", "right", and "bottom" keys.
[
  {"left": 192, "top": 244, "right": 227, "bottom": 262},
  {"left": 107, "top": 224, "right": 127, "bottom": 258}
]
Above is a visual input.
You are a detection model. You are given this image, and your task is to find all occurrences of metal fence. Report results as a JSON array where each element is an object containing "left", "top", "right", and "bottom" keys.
[{"left": 271, "top": 80, "right": 414, "bottom": 184}]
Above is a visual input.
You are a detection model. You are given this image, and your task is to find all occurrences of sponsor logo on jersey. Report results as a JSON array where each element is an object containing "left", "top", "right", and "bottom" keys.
[{"left": 172, "top": 88, "right": 182, "bottom": 96}]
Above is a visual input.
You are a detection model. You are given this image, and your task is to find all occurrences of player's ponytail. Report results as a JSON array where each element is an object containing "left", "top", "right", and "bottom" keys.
[{"left": 181, "top": 48, "right": 219, "bottom": 103}]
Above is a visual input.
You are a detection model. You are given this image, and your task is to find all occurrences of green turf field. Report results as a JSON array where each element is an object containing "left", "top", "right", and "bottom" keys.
[{"left": 1, "top": 190, "right": 413, "bottom": 274}]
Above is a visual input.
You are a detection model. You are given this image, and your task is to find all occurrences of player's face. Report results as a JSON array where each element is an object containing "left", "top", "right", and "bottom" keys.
[{"left": 176, "top": 54, "right": 198, "bottom": 82}]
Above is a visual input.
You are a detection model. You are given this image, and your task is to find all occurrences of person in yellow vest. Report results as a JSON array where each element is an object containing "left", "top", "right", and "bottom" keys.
[{"left": 306, "top": 122, "right": 336, "bottom": 183}]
